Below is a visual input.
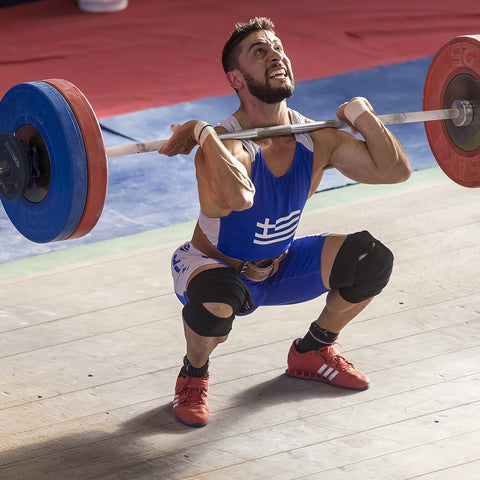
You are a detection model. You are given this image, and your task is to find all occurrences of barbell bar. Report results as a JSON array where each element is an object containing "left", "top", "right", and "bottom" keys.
[
  {"left": 105, "top": 102, "right": 471, "bottom": 158},
  {"left": 0, "top": 34, "right": 479, "bottom": 244}
]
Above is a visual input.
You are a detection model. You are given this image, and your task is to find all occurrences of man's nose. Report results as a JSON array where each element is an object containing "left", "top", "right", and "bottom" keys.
[{"left": 268, "top": 48, "right": 282, "bottom": 63}]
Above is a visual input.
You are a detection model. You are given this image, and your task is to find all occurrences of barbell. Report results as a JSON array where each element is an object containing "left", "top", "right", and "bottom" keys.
[{"left": 0, "top": 34, "right": 479, "bottom": 244}]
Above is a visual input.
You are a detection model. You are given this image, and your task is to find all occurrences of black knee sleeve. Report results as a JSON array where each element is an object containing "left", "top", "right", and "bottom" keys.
[
  {"left": 182, "top": 267, "right": 253, "bottom": 337},
  {"left": 329, "top": 230, "right": 394, "bottom": 303}
]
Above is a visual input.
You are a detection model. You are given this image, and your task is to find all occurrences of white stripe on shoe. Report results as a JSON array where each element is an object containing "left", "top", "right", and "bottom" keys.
[
  {"left": 323, "top": 367, "right": 334, "bottom": 377},
  {"left": 317, "top": 364, "right": 328, "bottom": 374},
  {"left": 328, "top": 371, "right": 339, "bottom": 381},
  {"left": 316, "top": 365, "right": 339, "bottom": 382}
]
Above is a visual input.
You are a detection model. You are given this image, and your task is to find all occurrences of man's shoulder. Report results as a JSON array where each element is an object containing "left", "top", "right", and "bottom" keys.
[
  {"left": 216, "top": 115, "right": 240, "bottom": 132},
  {"left": 288, "top": 108, "right": 308, "bottom": 124}
]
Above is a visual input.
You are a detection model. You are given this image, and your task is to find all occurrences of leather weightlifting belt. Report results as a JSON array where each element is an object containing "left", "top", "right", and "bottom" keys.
[{"left": 192, "top": 222, "right": 288, "bottom": 282}]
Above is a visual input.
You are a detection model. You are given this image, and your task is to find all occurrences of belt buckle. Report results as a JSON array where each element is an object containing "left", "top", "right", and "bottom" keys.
[
  {"left": 240, "top": 260, "right": 274, "bottom": 282},
  {"left": 240, "top": 261, "right": 249, "bottom": 276}
]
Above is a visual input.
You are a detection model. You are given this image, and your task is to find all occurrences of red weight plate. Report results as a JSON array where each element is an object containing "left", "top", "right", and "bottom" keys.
[
  {"left": 44, "top": 79, "right": 108, "bottom": 238},
  {"left": 423, "top": 35, "right": 480, "bottom": 188}
]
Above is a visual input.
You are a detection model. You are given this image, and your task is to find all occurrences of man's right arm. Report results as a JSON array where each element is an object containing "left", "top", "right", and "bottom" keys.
[{"left": 159, "top": 120, "right": 255, "bottom": 218}]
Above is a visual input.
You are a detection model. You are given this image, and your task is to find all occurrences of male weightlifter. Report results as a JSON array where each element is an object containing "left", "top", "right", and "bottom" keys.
[{"left": 159, "top": 17, "right": 412, "bottom": 427}]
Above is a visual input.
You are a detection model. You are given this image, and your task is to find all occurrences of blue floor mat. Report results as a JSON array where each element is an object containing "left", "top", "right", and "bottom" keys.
[{"left": 0, "top": 57, "right": 436, "bottom": 263}]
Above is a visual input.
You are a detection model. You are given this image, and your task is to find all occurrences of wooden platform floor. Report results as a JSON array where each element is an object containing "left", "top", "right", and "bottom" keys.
[{"left": 1, "top": 169, "right": 480, "bottom": 479}]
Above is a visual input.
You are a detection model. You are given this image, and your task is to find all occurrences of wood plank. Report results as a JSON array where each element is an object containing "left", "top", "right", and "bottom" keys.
[
  {"left": 403, "top": 460, "right": 480, "bottom": 479},
  {"left": 2, "top": 375, "right": 478, "bottom": 479},
  {"left": 1, "top": 277, "right": 479, "bottom": 410},
  {"left": 1, "top": 179, "right": 479, "bottom": 479},
  {"left": 1, "top": 339, "right": 479, "bottom": 469}
]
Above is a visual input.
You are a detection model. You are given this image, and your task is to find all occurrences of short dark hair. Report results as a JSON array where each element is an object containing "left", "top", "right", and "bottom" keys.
[{"left": 221, "top": 17, "right": 275, "bottom": 73}]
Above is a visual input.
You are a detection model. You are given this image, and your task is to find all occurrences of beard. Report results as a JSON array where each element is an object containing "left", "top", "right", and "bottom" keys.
[{"left": 242, "top": 69, "right": 295, "bottom": 104}]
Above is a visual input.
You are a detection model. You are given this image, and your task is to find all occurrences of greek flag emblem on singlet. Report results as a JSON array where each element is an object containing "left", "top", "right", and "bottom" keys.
[{"left": 253, "top": 210, "right": 301, "bottom": 245}]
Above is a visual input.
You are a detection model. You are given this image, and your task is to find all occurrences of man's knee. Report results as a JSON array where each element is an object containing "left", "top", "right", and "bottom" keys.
[
  {"left": 329, "top": 230, "right": 394, "bottom": 303},
  {"left": 182, "top": 267, "right": 253, "bottom": 337}
]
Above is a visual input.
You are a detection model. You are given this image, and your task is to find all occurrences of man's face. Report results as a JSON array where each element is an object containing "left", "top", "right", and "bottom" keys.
[{"left": 236, "top": 30, "right": 295, "bottom": 104}]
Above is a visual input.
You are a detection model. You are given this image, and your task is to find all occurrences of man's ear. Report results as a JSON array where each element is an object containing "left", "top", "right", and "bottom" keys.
[{"left": 226, "top": 70, "right": 243, "bottom": 90}]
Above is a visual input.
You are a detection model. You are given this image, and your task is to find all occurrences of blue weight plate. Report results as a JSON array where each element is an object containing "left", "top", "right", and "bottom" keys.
[{"left": 0, "top": 82, "right": 87, "bottom": 242}]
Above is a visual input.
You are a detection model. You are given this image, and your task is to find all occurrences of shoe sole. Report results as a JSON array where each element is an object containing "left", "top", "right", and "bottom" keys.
[
  {"left": 175, "top": 415, "right": 209, "bottom": 428},
  {"left": 285, "top": 369, "right": 370, "bottom": 391}
]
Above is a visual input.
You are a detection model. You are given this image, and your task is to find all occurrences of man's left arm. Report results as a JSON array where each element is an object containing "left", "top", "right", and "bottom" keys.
[{"left": 328, "top": 97, "right": 412, "bottom": 185}]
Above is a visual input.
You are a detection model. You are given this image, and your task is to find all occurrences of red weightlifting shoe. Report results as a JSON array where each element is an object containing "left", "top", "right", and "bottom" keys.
[
  {"left": 173, "top": 374, "right": 210, "bottom": 427},
  {"left": 285, "top": 340, "right": 370, "bottom": 390}
]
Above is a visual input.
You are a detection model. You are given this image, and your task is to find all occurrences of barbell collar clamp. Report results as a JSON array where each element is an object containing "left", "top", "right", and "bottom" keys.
[{"left": 451, "top": 100, "right": 474, "bottom": 127}]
